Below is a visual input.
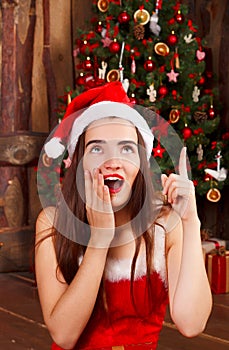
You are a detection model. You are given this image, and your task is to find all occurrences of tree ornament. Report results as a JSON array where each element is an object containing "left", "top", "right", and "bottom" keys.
[
  {"left": 76, "top": 73, "right": 85, "bottom": 85},
  {"left": 106, "top": 69, "right": 120, "bottom": 82},
  {"left": 109, "top": 39, "right": 120, "bottom": 54},
  {"left": 152, "top": 142, "right": 166, "bottom": 158},
  {"left": 131, "top": 57, "right": 136, "bottom": 74},
  {"left": 149, "top": 12, "right": 161, "bottom": 36},
  {"left": 158, "top": 85, "right": 168, "bottom": 97},
  {"left": 167, "top": 31, "right": 178, "bottom": 45},
  {"left": 154, "top": 42, "right": 169, "bottom": 56},
  {"left": 98, "top": 61, "right": 107, "bottom": 80},
  {"left": 122, "top": 78, "right": 129, "bottom": 93},
  {"left": 184, "top": 34, "right": 195, "bottom": 44},
  {"left": 144, "top": 57, "right": 155, "bottom": 72},
  {"left": 193, "top": 111, "right": 208, "bottom": 123},
  {"left": 95, "top": 21, "right": 103, "bottom": 34},
  {"left": 182, "top": 126, "right": 192, "bottom": 140},
  {"left": 208, "top": 104, "right": 215, "bottom": 119},
  {"left": 169, "top": 109, "right": 180, "bottom": 123},
  {"left": 167, "top": 69, "right": 179, "bottom": 82},
  {"left": 198, "top": 76, "right": 205, "bottom": 85},
  {"left": 147, "top": 84, "right": 157, "bottom": 102},
  {"left": 42, "top": 153, "right": 53, "bottom": 167},
  {"left": 196, "top": 49, "right": 205, "bottom": 61},
  {"left": 197, "top": 144, "right": 203, "bottom": 161},
  {"left": 134, "top": 8, "right": 150, "bottom": 25},
  {"left": 174, "top": 10, "right": 184, "bottom": 24},
  {"left": 134, "top": 24, "right": 145, "bottom": 40},
  {"left": 101, "top": 37, "right": 113, "bottom": 47},
  {"left": 206, "top": 188, "right": 221, "bottom": 202},
  {"left": 83, "top": 57, "right": 93, "bottom": 71},
  {"left": 129, "top": 93, "right": 137, "bottom": 104},
  {"left": 204, "top": 173, "right": 212, "bottom": 182},
  {"left": 118, "top": 11, "right": 130, "bottom": 24},
  {"left": 175, "top": 47, "right": 180, "bottom": 69},
  {"left": 192, "top": 85, "right": 200, "bottom": 102},
  {"left": 205, "top": 151, "right": 227, "bottom": 181},
  {"left": 97, "top": 0, "right": 109, "bottom": 13}
]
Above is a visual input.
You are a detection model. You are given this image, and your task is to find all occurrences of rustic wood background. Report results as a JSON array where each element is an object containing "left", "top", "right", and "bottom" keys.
[{"left": 0, "top": 0, "right": 228, "bottom": 271}]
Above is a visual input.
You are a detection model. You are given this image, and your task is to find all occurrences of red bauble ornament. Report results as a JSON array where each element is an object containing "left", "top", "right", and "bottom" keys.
[
  {"left": 129, "top": 93, "right": 137, "bottom": 104},
  {"left": 182, "top": 126, "right": 192, "bottom": 140},
  {"left": 158, "top": 85, "right": 168, "bottom": 97},
  {"left": 208, "top": 105, "right": 215, "bottom": 119},
  {"left": 167, "top": 31, "right": 178, "bottom": 46},
  {"left": 143, "top": 57, "right": 155, "bottom": 72},
  {"left": 174, "top": 10, "right": 184, "bottom": 24},
  {"left": 198, "top": 76, "right": 205, "bottom": 85},
  {"left": 204, "top": 173, "right": 213, "bottom": 182},
  {"left": 76, "top": 73, "right": 85, "bottom": 85},
  {"left": 118, "top": 11, "right": 130, "bottom": 24},
  {"left": 95, "top": 21, "right": 103, "bottom": 33},
  {"left": 83, "top": 57, "right": 93, "bottom": 71},
  {"left": 109, "top": 40, "right": 120, "bottom": 53}
]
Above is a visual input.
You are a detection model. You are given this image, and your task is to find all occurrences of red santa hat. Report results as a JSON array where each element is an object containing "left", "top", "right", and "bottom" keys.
[{"left": 44, "top": 81, "right": 154, "bottom": 160}]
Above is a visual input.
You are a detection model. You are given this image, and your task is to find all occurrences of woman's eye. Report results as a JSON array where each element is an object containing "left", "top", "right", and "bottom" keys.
[
  {"left": 122, "top": 145, "right": 134, "bottom": 154},
  {"left": 91, "top": 145, "right": 102, "bottom": 153}
]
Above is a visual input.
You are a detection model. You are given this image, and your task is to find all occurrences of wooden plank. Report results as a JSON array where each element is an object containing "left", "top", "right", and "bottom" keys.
[{"left": 0, "top": 227, "right": 35, "bottom": 272}]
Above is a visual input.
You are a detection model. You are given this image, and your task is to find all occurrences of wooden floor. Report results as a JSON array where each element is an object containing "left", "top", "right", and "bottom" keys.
[{"left": 0, "top": 272, "right": 228, "bottom": 350}]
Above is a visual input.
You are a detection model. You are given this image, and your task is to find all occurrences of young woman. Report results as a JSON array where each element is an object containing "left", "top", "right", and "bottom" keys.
[{"left": 35, "top": 82, "right": 212, "bottom": 350}]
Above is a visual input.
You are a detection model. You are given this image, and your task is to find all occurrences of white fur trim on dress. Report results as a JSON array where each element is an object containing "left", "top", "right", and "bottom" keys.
[{"left": 105, "top": 225, "right": 167, "bottom": 285}]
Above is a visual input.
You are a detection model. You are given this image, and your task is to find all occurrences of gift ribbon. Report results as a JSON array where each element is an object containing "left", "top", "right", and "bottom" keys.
[{"left": 207, "top": 252, "right": 229, "bottom": 294}]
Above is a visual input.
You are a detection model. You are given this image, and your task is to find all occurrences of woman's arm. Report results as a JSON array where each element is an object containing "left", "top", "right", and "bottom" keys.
[
  {"left": 35, "top": 208, "right": 109, "bottom": 349},
  {"left": 162, "top": 147, "right": 212, "bottom": 337},
  {"left": 36, "top": 170, "right": 115, "bottom": 349},
  {"left": 165, "top": 214, "right": 212, "bottom": 337}
]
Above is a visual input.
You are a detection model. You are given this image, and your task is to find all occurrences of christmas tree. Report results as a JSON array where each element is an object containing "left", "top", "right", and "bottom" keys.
[{"left": 57, "top": 0, "right": 228, "bottom": 203}]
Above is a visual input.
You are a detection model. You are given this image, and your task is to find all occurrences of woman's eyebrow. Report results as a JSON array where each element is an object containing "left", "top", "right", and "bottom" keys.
[
  {"left": 85, "top": 139, "right": 106, "bottom": 148},
  {"left": 118, "top": 140, "right": 138, "bottom": 146}
]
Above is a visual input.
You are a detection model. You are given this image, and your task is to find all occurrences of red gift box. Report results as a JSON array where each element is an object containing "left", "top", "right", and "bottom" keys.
[{"left": 206, "top": 250, "right": 229, "bottom": 294}]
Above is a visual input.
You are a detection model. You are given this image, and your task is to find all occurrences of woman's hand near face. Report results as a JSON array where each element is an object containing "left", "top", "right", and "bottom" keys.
[
  {"left": 161, "top": 147, "right": 198, "bottom": 222},
  {"left": 84, "top": 168, "right": 115, "bottom": 247}
]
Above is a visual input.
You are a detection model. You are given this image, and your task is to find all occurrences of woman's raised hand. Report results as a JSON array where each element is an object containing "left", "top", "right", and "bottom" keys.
[
  {"left": 161, "top": 147, "right": 198, "bottom": 221},
  {"left": 84, "top": 168, "right": 115, "bottom": 247}
]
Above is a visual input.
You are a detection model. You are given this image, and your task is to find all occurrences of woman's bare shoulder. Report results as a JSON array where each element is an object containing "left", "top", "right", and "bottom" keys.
[{"left": 36, "top": 206, "right": 56, "bottom": 235}]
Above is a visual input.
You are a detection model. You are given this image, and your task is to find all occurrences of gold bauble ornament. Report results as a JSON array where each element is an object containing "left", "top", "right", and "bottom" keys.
[
  {"left": 97, "top": 0, "right": 109, "bottom": 13},
  {"left": 154, "top": 42, "right": 170, "bottom": 56},
  {"left": 169, "top": 109, "right": 180, "bottom": 123},
  {"left": 134, "top": 9, "right": 150, "bottom": 25},
  {"left": 206, "top": 188, "right": 221, "bottom": 202},
  {"left": 106, "top": 69, "right": 120, "bottom": 82},
  {"left": 42, "top": 153, "right": 53, "bottom": 167}
]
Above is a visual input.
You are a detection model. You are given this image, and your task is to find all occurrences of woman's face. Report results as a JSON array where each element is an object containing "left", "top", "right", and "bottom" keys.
[{"left": 83, "top": 118, "right": 140, "bottom": 208}]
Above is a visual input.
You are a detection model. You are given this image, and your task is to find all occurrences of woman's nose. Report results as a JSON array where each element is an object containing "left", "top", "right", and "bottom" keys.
[{"left": 103, "top": 157, "right": 122, "bottom": 171}]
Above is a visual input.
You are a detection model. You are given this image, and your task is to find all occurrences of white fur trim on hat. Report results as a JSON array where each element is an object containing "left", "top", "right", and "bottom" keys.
[
  {"left": 44, "top": 137, "right": 65, "bottom": 158},
  {"left": 68, "top": 101, "right": 154, "bottom": 160}
]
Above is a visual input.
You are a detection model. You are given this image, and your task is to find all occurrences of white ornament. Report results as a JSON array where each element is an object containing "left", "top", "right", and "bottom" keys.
[
  {"left": 192, "top": 85, "right": 200, "bottom": 102},
  {"left": 147, "top": 84, "right": 157, "bottom": 102},
  {"left": 149, "top": 12, "right": 161, "bottom": 36},
  {"left": 98, "top": 61, "right": 107, "bottom": 80},
  {"left": 197, "top": 144, "right": 203, "bottom": 161},
  {"left": 205, "top": 151, "right": 228, "bottom": 181},
  {"left": 184, "top": 33, "right": 195, "bottom": 44},
  {"left": 122, "top": 78, "right": 129, "bottom": 93}
]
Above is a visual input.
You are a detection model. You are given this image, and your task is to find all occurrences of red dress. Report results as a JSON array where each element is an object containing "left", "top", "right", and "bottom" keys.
[{"left": 52, "top": 227, "right": 168, "bottom": 350}]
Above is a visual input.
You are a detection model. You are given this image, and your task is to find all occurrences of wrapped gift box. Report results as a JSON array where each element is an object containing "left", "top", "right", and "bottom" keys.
[
  {"left": 202, "top": 238, "right": 226, "bottom": 255},
  {"left": 206, "top": 250, "right": 229, "bottom": 294}
]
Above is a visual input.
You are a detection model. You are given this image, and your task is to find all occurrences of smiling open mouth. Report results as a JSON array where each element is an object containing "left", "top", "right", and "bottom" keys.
[{"left": 104, "top": 175, "right": 124, "bottom": 194}]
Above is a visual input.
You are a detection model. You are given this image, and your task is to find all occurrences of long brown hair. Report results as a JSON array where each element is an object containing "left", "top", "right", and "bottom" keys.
[{"left": 51, "top": 123, "right": 162, "bottom": 314}]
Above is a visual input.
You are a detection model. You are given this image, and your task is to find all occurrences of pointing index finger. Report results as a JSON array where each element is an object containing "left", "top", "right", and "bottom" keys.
[{"left": 178, "top": 147, "right": 188, "bottom": 178}]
